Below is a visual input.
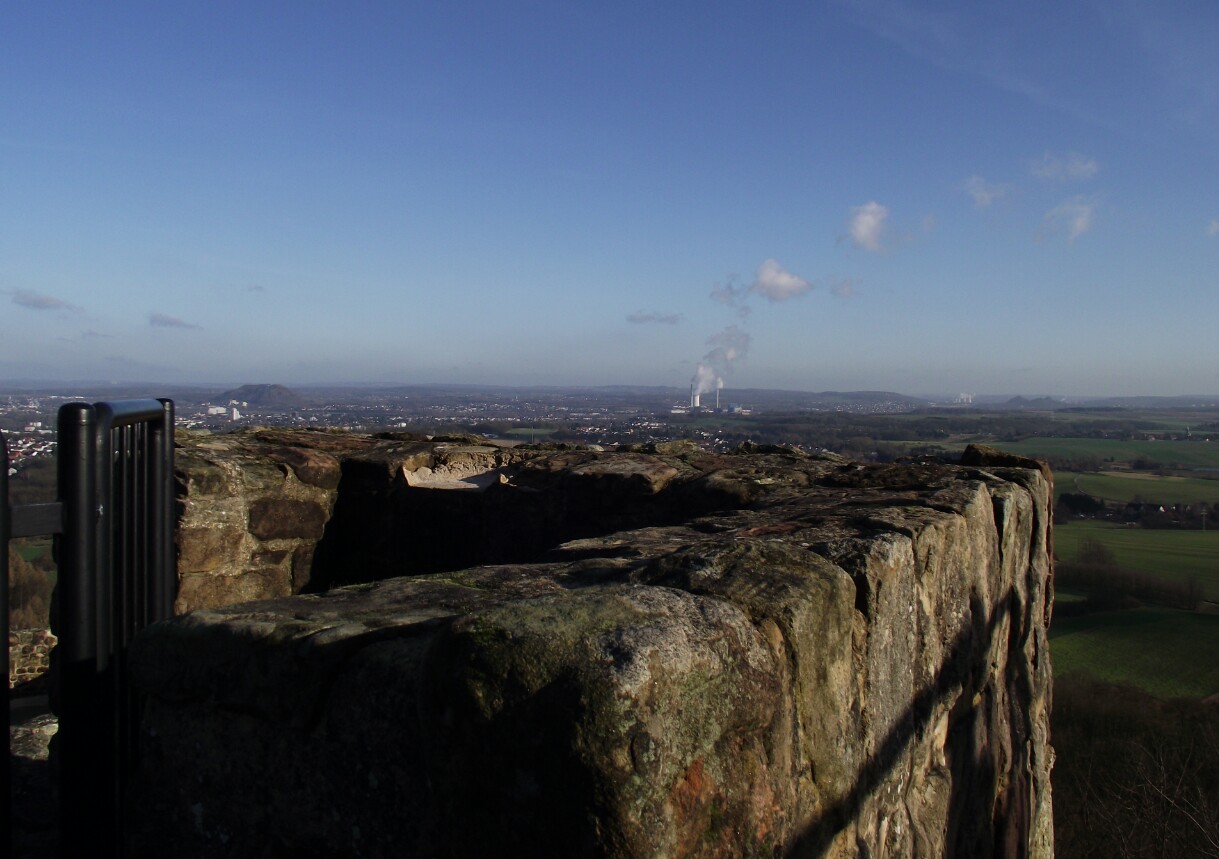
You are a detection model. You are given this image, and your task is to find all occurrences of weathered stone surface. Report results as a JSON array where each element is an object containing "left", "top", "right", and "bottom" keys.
[
  {"left": 176, "top": 525, "right": 246, "bottom": 573},
  {"left": 132, "top": 441, "right": 1055, "bottom": 858},
  {"left": 265, "top": 445, "right": 342, "bottom": 489},
  {"left": 248, "top": 498, "right": 329, "bottom": 540},
  {"left": 174, "top": 429, "right": 346, "bottom": 612},
  {"left": 8, "top": 628, "right": 58, "bottom": 689},
  {"left": 172, "top": 428, "right": 540, "bottom": 611}
]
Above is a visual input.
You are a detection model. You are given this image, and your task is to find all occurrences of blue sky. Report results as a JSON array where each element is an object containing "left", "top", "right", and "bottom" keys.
[{"left": 3, "top": 1, "right": 1217, "bottom": 397}]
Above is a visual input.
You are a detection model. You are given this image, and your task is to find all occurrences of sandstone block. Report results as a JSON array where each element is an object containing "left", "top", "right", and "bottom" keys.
[
  {"left": 176, "top": 525, "right": 246, "bottom": 573},
  {"left": 266, "top": 446, "right": 342, "bottom": 489},
  {"left": 248, "top": 498, "right": 328, "bottom": 541}
]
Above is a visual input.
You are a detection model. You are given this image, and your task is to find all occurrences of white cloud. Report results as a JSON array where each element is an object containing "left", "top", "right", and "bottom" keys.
[
  {"left": 1208, "top": 219, "right": 1219, "bottom": 237},
  {"left": 1040, "top": 196, "right": 1095, "bottom": 243},
  {"left": 848, "top": 201, "right": 889, "bottom": 252},
  {"left": 962, "top": 175, "right": 1008, "bottom": 208},
  {"left": 1030, "top": 151, "right": 1098, "bottom": 182},
  {"left": 749, "top": 258, "right": 813, "bottom": 302}
]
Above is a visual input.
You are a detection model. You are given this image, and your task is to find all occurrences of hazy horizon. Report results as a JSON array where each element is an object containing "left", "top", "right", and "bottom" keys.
[
  {"left": 4, "top": 3, "right": 1218, "bottom": 396},
  {"left": 3, "top": 375, "right": 1219, "bottom": 407}
]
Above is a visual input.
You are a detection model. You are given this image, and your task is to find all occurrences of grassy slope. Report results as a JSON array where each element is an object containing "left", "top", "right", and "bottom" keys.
[
  {"left": 1000, "top": 437, "right": 1219, "bottom": 468},
  {"left": 1056, "top": 470, "right": 1219, "bottom": 506},
  {"left": 1050, "top": 607, "right": 1219, "bottom": 699},
  {"left": 1054, "top": 521, "right": 1219, "bottom": 600}
]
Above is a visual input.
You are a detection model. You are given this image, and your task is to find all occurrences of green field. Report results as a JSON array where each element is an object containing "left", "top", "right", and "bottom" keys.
[
  {"left": 1050, "top": 607, "right": 1219, "bottom": 699},
  {"left": 1057, "top": 470, "right": 1219, "bottom": 506},
  {"left": 1054, "top": 588, "right": 1087, "bottom": 603},
  {"left": 998, "top": 437, "right": 1219, "bottom": 469},
  {"left": 1055, "top": 521, "right": 1219, "bottom": 600}
]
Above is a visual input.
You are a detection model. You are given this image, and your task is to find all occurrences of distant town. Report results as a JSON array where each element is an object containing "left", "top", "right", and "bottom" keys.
[
  {"left": 0, "top": 382, "right": 937, "bottom": 474},
  {"left": 5, "top": 381, "right": 1219, "bottom": 480}
]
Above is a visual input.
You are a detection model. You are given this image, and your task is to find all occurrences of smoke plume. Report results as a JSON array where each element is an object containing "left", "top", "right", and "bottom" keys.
[{"left": 691, "top": 325, "right": 750, "bottom": 396}]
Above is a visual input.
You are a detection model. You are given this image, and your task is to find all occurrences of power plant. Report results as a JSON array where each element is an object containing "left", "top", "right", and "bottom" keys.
[{"left": 689, "top": 382, "right": 725, "bottom": 411}]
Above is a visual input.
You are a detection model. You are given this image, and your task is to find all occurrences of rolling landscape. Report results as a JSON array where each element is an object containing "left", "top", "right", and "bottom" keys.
[
  {"left": 7, "top": 384, "right": 1219, "bottom": 854},
  {"left": 6, "top": 1, "right": 1219, "bottom": 855}
]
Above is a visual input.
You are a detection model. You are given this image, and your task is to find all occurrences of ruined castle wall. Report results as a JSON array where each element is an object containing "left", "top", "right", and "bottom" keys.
[
  {"left": 127, "top": 437, "right": 1054, "bottom": 858},
  {"left": 8, "top": 628, "right": 56, "bottom": 689}
]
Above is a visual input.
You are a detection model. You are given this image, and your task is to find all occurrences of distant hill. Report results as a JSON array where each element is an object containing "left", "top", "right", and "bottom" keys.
[
  {"left": 217, "top": 384, "right": 306, "bottom": 408},
  {"left": 1002, "top": 396, "right": 1067, "bottom": 411}
]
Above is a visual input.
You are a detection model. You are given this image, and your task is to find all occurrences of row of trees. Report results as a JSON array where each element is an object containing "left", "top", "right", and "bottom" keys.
[
  {"left": 1057, "top": 495, "right": 1218, "bottom": 530},
  {"left": 7, "top": 541, "right": 54, "bottom": 629},
  {"left": 1055, "top": 539, "right": 1204, "bottom": 612}
]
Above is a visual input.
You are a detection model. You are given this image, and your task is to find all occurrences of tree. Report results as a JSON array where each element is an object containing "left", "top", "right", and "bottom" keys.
[{"left": 7, "top": 544, "right": 52, "bottom": 629}]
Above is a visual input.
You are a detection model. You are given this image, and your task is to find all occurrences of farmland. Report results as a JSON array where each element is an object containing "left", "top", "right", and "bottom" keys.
[
  {"left": 1050, "top": 607, "right": 1219, "bottom": 699},
  {"left": 1056, "top": 470, "right": 1219, "bottom": 506},
  {"left": 1054, "top": 521, "right": 1219, "bottom": 601},
  {"left": 998, "top": 436, "right": 1219, "bottom": 470}
]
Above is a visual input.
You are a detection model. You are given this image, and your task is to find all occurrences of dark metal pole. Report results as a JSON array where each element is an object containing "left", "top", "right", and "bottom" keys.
[
  {"left": 2, "top": 432, "right": 11, "bottom": 857},
  {"left": 56, "top": 403, "right": 107, "bottom": 857},
  {"left": 150, "top": 400, "right": 175, "bottom": 621}
]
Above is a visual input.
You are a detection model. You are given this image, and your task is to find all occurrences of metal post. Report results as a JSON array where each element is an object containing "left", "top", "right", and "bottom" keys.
[
  {"left": 30, "top": 398, "right": 179, "bottom": 858},
  {"left": 55, "top": 402, "right": 107, "bottom": 856},
  {"left": 149, "top": 400, "right": 175, "bottom": 621},
  {"left": 2, "top": 432, "right": 11, "bottom": 855}
]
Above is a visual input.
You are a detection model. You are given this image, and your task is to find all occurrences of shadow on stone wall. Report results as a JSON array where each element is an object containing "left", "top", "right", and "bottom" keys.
[{"left": 787, "top": 591, "right": 1032, "bottom": 857}]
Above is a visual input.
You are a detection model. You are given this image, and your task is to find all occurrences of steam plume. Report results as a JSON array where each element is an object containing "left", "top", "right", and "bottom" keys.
[{"left": 691, "top": 325, "right": 750, "bottom": 397}]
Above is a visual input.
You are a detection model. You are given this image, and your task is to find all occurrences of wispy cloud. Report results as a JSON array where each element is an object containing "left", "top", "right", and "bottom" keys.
[
  {"left": 750, "top": 258, "right": 812, "bottom": 302},
  {"left": 10, "top": 289, "right": 77, "bottom": 311},
  {"left": 962, "top": 175, "right": 1009, "bottom": 208},
  {"left": 148, "top": 312, "right": 201, "bottom": 330},
  {"left": 830, "top": 1, "right": 1186, "bottom": 137},
  {"left": 847, "top": 201, "right": 889, "bottom": 252},
  {"left": 626, "top": 310, "right": 683, "bottom": 325},
  {"left": 830, "top": 278, "right": 859, "bottom": 298},
  {"left": 709, "top": 276, "right": 751, "bottom": 318},
  {"left": 1208, "top": 219, "right": 1219, "bottom": 237},
  {"left": 1040, "top": 196, "right": 1095, "bottom": 243},
  {"left": 1030, "top": 151, "right": 1098, "bottom": 182}
]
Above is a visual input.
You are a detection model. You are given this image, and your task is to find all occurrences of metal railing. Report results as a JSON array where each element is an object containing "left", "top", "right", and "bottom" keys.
[
  {"left": 2, "top": 429, "right": 11, "bottom": 850},
  {"left": 3, "top": 398, "right": 175, "bottom": 858}
]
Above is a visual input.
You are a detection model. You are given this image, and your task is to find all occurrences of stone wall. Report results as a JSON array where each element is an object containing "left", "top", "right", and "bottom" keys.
[
  {"left": 8, "top": 628, "right": 57, "bottom": 689},
  {"left": 174, "top": 428, "right": 541, "bottom": 610},
  {"left": 127, "top": 437, "right": 1055, "bottom": 858}
]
